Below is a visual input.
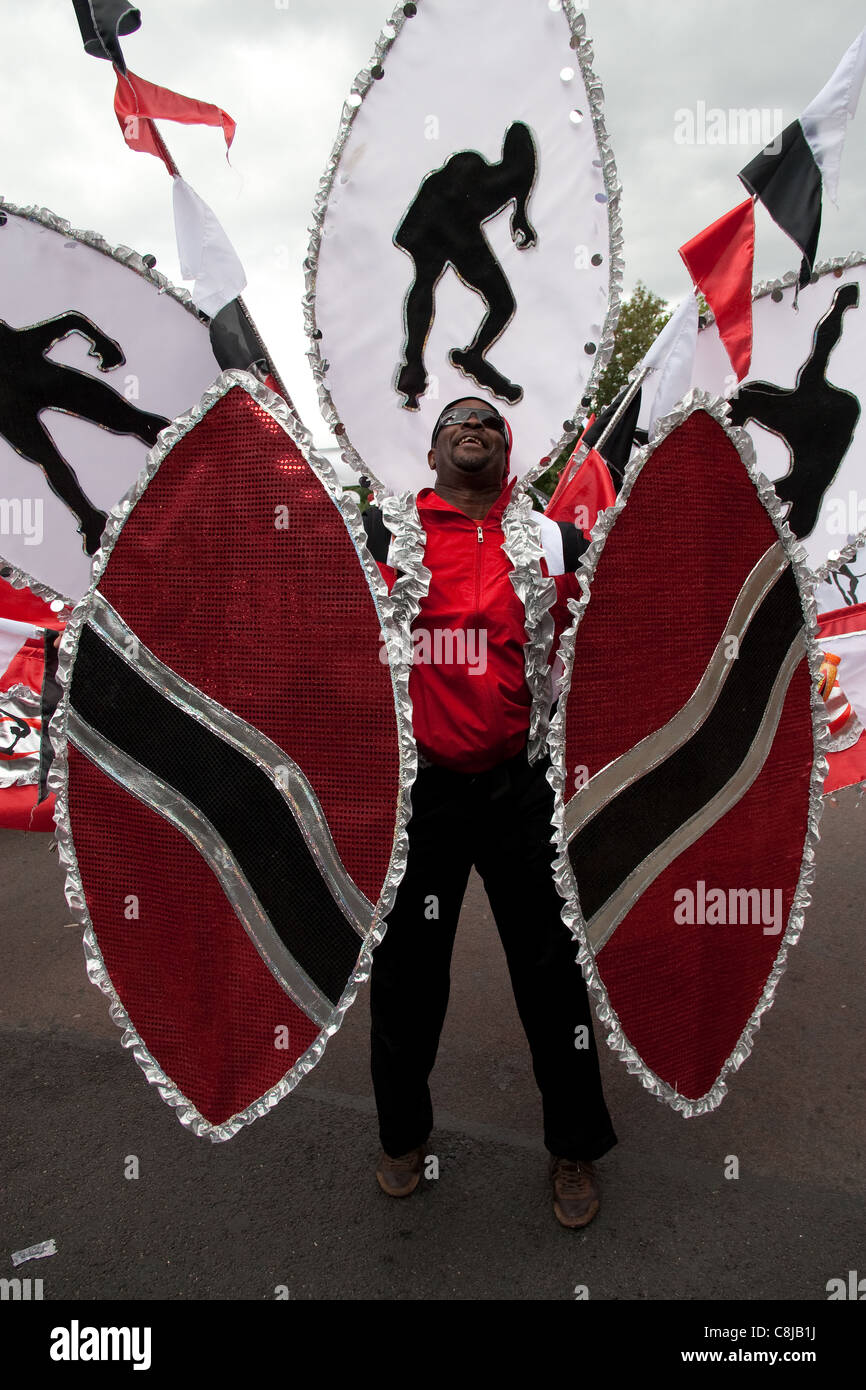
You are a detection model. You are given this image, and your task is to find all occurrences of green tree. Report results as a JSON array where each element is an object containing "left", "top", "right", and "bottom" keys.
[
  {"left": 593, "top": 281, "right": 671, "bottom": 410},
  {"left": 531, "top": 281, "right": 671, "bottom": 503}
]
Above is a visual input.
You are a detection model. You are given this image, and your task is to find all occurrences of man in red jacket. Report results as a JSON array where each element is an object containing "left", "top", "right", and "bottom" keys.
[{"left": 365, "top": 398, "right": 616, "bottom": 1228}]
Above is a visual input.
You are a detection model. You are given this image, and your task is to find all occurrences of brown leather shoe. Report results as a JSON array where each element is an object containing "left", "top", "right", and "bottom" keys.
[
  {"left": 376, "top": 1145, "right": 426, "bottom": 1197},
  {"left": 550, "top": 1156, "right": 600, "bottom": 1228}
]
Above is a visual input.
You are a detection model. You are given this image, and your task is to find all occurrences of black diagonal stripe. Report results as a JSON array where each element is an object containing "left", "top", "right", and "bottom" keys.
[
  {"left": 570, "top": 565, "right": 804, "bottom": 921},
  {"left": 69, "top": 625, "right": 362, "bottom": 1006}
]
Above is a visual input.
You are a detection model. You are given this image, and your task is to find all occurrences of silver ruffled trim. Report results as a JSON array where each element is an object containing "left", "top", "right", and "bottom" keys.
[
  {"left": 546, "top": 388, "right": 828, "bottom": 1117},
  {"left": 0, "top": 558, "right": 74, "bottom": 613},
  {"left": 0, "top": 198, "right": 208, "bottom": 606},
  {"left": 373, "top": 491, "right": 428, "bottom": 775},
  {"left": 501, "top": 490, "right": 558, "bottom": 762},
  {"left": 0, "top": 684, "right": 42, "bottom": 786},
  {"left": 700, "top": 249, "right": 866, "bottom": 585},
  {"left": 302, "top": 1, "right": 411, "bottom": 486},
  {"left": 0, "top": 197, "right": 203, "bottom": 310},
  {"left": 303, "top": 2, "right": 623, "bottom": 491},
  {"left": 522, "top": 0, "right": 625, "bottom": 488},
  {"left": 0, "top": 681, "right": 38, "bottom": 700},
  {"left": 47, "top": 369, "right": 417, "bottom": 1141},
  {"left": 700, "top": 250, "right": 866, "bottom": 329},
  {"left": 0, "top": 678, "right": 39, "bottom": 789},
  {"left": 379, "top": 490, "right": 431, "bottom": 633}
]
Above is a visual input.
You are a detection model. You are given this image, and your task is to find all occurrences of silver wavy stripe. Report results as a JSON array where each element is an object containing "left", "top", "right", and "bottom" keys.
[
  {"left": 48, "top": 368, "right": 418, "bottom": 1141},
  {"left": 698, "top": 250, "right": 866, "bottom": 585},
  {"left": 546, "top": 388, "right": 829, "bottom": 1117},
  {"left": 303, "top": 1, "right": 623, "bottom": 490},
  {"left": 587, "top": 632, "right": 805, "bottom": 953},
  {"left": 87, "top": 591, "right": 374, "bottom": 938},
  {"left": 565, "top": 542, "right": 788, "bottom": 840},
  {"left": 66, "top": 708, "right": 334, "bottom": 1029}
]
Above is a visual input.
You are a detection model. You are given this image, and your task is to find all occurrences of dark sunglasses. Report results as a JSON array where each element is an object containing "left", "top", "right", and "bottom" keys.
[{"left": 432, "top": 406, "right": 506, "bottom": 442}]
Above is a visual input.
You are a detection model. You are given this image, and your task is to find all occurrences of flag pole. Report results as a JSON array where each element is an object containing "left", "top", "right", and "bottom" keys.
[
  {"left": 566, "top": 361, "right": 651, "bottom": 480},
  {"left": 589, "top": 363, "right": 651, "bottom": 459},
  {"left": 70, "top": 0, "right": 291, "bottom": 401}
]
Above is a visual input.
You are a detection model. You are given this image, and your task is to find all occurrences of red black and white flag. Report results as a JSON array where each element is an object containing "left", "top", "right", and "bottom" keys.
[
  {"left": 739, "top": 28, "right": 866, "bottom": 287},
  {"left": 71, "top": 1, "right": 277, "bottom": 385},
  {"left": 545, "top": 446, "right": 615, "bottom": 537},
  {"left": 633, "top": 294, "right": 699, "bottom": 442}
]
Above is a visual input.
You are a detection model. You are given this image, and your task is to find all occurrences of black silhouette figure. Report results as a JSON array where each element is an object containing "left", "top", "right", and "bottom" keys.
[
  {"left": 729, "top": 283, "right": 860, "bottom": 538},
  {"left": 393, "top": 121, "right": 538, "bottom": 410},
  {"left": 0, "top": 314, "right": 170, "bottom": 556},
  {"left": 0, "top": 706, "right": 31, "bottom": 756}
]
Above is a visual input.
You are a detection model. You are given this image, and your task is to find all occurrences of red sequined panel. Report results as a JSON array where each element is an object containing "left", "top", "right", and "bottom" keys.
[
  {"left": 563, "top": 410, "right": 815, "bottom": 1100},
  {"left": 99, "top": 386, "right": 399, "bottom": 905},
  {"left": 69, "top": 746, "right": 320, "bottom": 1127},
  {"left": 566, "top": 411, "right": 779, "bottom": 783},
  {"left": 598, "top": 665, "right": 812, "bottom": 1099}
]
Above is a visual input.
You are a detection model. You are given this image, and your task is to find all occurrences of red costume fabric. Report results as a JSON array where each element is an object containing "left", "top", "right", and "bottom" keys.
[{"left": 375, "top": 480, "right": 581, "bottom": 772}]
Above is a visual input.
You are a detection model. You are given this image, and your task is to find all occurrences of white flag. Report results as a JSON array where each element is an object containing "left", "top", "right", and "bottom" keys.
[
  {"left": 642, "top": 294, "right": 699, "bottom": 434},
  {"left": 800, "top": 28, "right": 866, "bottom": 206},
  {"left": 0, "top": 617, "right": 37, "bottom": 687},
  {"left": 172, "top": 176, "right": 247, "bottom": 318}
]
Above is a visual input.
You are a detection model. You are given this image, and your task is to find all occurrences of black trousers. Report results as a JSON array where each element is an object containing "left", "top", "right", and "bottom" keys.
[{"left": 370, "top": 747, "right": 617, "bottom": 1161}]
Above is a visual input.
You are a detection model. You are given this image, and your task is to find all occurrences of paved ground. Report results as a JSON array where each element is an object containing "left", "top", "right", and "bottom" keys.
[{"left": 1, "top": 789, "right": 864, "bottom": 1311}]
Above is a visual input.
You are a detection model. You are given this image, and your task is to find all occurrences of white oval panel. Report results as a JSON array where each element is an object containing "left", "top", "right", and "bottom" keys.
[
  {"left": 308, "top": 0, "right": 621, "bottom": 492},
  {"left": 0, "top": 203, "right": 221, "bottom": 603}
]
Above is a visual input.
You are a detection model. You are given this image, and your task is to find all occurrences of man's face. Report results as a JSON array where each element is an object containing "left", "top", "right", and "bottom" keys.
[{"left": 428, "top": 399, "right": 508, "bottom": 488}]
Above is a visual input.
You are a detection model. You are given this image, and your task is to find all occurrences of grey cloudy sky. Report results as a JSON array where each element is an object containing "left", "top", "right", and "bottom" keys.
[{"left": 3, "top": 0, "right": 865, "bottom": 441}]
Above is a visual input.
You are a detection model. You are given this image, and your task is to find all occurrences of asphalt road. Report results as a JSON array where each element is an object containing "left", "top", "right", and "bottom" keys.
[{"left": 1, "top": 789, "right": 864, "bottom": 1310}]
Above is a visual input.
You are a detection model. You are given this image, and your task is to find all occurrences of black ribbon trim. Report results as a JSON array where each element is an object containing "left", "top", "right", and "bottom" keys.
[
  {"left": 69, "top": 624, "right": 362, "bottom": 1006},
  {"left": 569, "top": 565, "right": 805, "bottom": 921}
]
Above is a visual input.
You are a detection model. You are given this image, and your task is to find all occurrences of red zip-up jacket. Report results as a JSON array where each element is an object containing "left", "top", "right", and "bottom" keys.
[{"left": 367, "top": 479, "right": 584, "bottom": 774}]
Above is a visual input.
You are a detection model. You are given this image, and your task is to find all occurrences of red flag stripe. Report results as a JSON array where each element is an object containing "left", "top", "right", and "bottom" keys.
[
  {"left": 0, "top": 576, "right": 63, "bottom": 627},
  {"left": 0, "top": 785, "right": 56, "bottom": 832},
  {"left": 679, "top": 199, "right": 755, "bottom": 381},
  {"left": 545, "top": 447, "right": 616, "bottom": 536},
  {"left": 114, "top": 69, "right": 236, "bottom": 172}
]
